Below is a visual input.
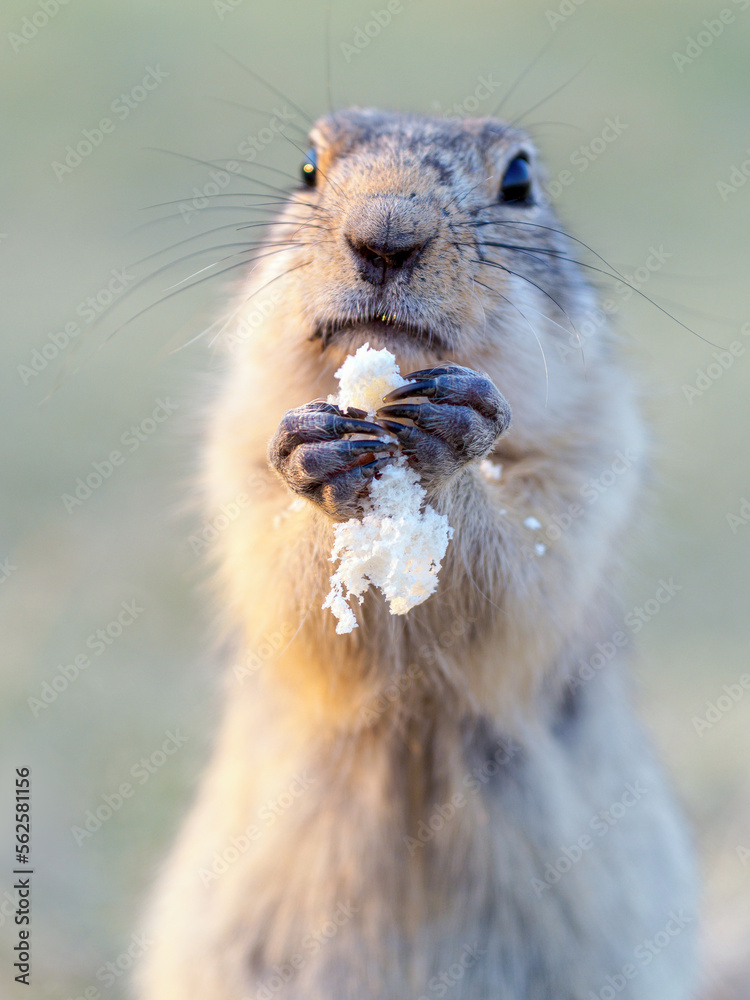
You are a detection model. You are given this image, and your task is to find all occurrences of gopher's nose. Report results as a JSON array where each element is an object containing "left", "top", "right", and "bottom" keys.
[
  {"left": 343, "top": 194, "right": 437, "bottom": 286},
  {"left": 345, "top": 232, "right": 428, "bottom": 286}
]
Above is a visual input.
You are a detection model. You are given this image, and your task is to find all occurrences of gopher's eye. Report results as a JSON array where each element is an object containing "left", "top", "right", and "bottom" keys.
[
  {"left": 499, "top": 155, "right": 532, "bottom": 204},
  {"left": 301, "top": 147, "right": 317, "bottom": 187}
]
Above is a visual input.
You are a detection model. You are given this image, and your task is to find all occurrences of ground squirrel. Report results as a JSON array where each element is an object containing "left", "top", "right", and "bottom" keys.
[{"left": 136, "top": 109, "right": 697, "bottom": 999}]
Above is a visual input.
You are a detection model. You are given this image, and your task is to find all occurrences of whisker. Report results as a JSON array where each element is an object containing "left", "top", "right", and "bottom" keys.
[
  {"left": 477, "top": 244, "right": 724, "bottom": 348},
  {"left": 457, "top": 219, "right": 627, "bottom": 278},
  {"left": 110, "top": 257, "right": 309, "bottom": 351},
  {"left": 202, "top": 95, "right": 309, "bottom": 138},
  {"left": 469, "top": 256, "right": 583, "bottom": 350},
  {"left": 324, "top": 5, "right": 335, "bottom": 115},
  {"left": 236, "top": 218, "right": 330, "bottom": 234},
  {"left": 163, "top": 243, "right": 299, "bottom": 291},
  {"left": 448, "top": 174, "right": 494, "bottom": 212},
  {"left": 207, "top": 261, "right": 312, "bottom": 347},
  {"left": 143, "top": 146, "right": 298, "bottom": 200},
  {"left": 214, "top": 45, "right": 315, "bottom": 127},
  {"left": 133, "top": 226, "right": 304, "bottom": 267},
  {"left": 133, "top": 202, "right": 313, "bottom": 230},
  {"left": 128, "top": 203, "right": 307, "bottom": 234},
  {"left": 493, "top": 33, "right": 558, "bottom": 118},
  {"left": 141, "top": 193, "right": 297, "bottom": 211},
  {"left": 509, "top": 60, "right": 594, "bottom": 129},
  {"left": 497, "top": 289, "right": 551, "bottom": 402}
]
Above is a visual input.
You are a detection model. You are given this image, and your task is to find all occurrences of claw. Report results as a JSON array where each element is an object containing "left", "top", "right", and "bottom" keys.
[
  {"left": 336, "top": 416, "right": 390, "bottom": 437},
  {"left": 339, "top": 439, "right": 398, "bottom": 460},
  {"left": 382, "top": 379, "right": 436, "bottom": 402},
  {"left": 358, "top": 456, "right": 393, "bottom": 478},
  {"left": 401, "top": 365, "right": 458, "bottom": 379},
  {"left": 376, "top": 417, "right": 411, "bottom": 435},
  {"left": 377, "top": 403, "right": 422, "bottom": 422},
  {"left": 375, "top": 415, "right": 421, "bottom": 444}
]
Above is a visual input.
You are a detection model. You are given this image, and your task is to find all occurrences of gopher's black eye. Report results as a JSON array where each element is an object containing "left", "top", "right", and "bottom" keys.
[
  {"left": 301, "top": 147, "right": 317, "bottom": 187},
  {"left": 500, "top": 155, "right": 532, "bottom": 204}
]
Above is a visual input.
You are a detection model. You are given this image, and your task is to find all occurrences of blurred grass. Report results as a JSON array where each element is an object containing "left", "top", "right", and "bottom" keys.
[{"left": 1, "top": 1, "right": 748, "bottom": 997}]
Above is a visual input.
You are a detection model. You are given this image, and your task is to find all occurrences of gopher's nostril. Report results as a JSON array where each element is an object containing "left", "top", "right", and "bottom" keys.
[{"left": 345, "top": 234, "right": 428, "bottom": 286}]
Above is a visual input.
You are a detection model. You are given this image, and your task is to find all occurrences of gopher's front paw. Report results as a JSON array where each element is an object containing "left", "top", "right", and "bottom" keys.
[
  {"left": 268, "top": 401, "right": 398, "bottom": 520},
  {"left": 376, "top": 364, "right": 511, "bottom": 488}
]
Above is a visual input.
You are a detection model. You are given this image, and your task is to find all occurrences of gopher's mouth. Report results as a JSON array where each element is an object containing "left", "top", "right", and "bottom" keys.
[{"left": 310, "top": 311, "right": 450, "bottom": 353}]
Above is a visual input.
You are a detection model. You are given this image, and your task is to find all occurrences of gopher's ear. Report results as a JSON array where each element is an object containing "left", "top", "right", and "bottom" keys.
[
  {"left": 307, "top": 124, "right": 339, "bottom": 179},
  {"left": 308, "top": 126, "right": 328, "bottom": 153}
]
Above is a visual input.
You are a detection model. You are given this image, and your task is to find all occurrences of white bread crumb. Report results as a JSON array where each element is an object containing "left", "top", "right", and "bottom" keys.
[
  {"left": 329, "top": 342, "right": 408, "bottom": 417},
  {"left": 322, "top": 345, "right": 453, "bottom": 634},
  {"left": 479, "top": 459, "right": 503, "bottom": 481}
]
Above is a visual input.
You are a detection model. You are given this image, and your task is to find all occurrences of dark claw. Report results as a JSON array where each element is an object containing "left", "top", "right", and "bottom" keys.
[
  {"left": 374, "top": 418, "right": 422, "bottom": 451},
  {"left": 400, "top": 365, "right": 456, "bottom": 379},
  {"left": 377, "top": 403, "right": 432, "bottom": 426},
  {"left": 337, "top": 438, "right": 397, "bottom": 460},
  {"left": 344, "top": 406, "right": 368, "bottom": 419},
  {"left": 376, "top": 417, "right": 412, "bottom": 436},
  {"left": 358, "top": 456, "right": 393, "bottom": 478},
  {"left": 331, "top": 415, "right": 389, "bottom": 438},
  {"left": 377, "top": 403, "right": 422, "bottom": 422},
  {"left": 382, "top": 379, "right": 436, "bottom": 402}
]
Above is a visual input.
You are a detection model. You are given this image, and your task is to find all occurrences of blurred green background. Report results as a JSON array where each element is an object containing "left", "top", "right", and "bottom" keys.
[{"left": 1, "top": 1, "right": 748, "bottom": 997}]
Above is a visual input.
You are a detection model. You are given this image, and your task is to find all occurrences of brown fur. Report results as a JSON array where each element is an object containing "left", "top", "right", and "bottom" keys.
[{"left": 136, "top": 110, "right": 697, "bottom": 999}]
